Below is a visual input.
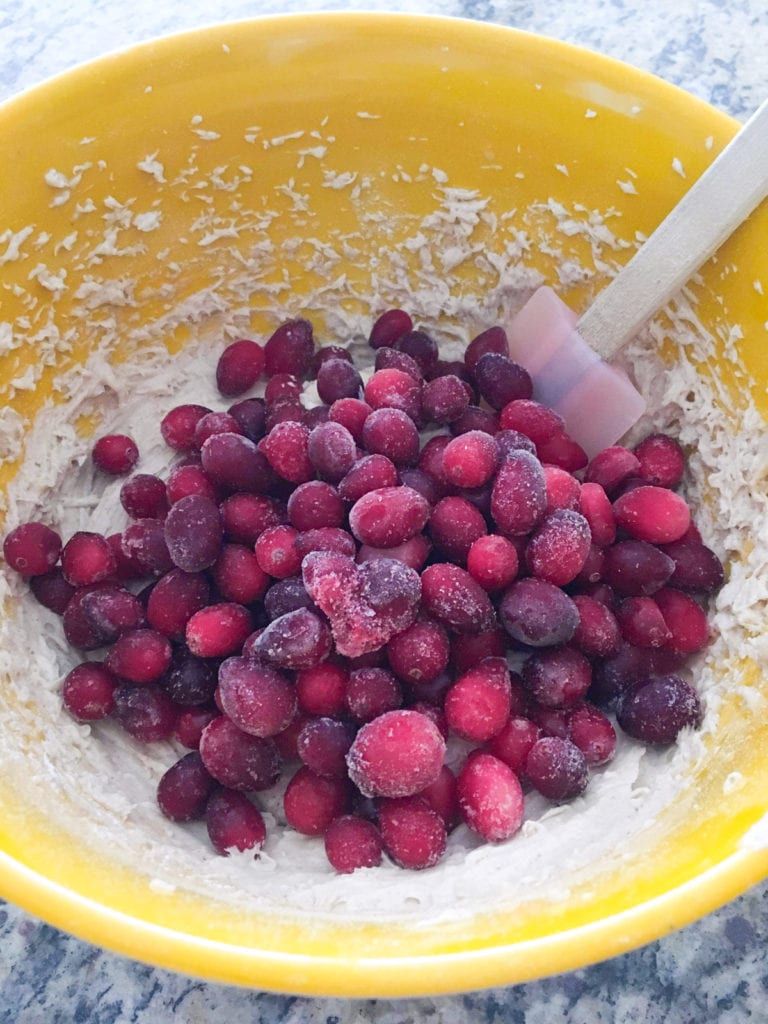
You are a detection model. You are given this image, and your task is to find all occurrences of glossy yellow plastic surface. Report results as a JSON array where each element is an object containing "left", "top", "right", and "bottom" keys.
[{"left": 1, "top": 12, "right": 767, "bottom": 996}]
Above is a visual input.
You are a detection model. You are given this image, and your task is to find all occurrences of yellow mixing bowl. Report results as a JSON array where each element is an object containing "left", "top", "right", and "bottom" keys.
[{"left": 1, "top": 12, "right": 767, "bottom": 997}]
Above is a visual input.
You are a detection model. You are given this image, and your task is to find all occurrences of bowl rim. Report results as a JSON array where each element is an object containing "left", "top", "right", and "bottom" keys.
[{"left": 2, "top": 8, "right": 767, "bottom": 997}]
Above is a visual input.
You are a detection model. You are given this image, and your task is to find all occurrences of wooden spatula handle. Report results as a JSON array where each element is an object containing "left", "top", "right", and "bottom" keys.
[{"left": 577, "top": 98, "right": 768, "bottom": 360}]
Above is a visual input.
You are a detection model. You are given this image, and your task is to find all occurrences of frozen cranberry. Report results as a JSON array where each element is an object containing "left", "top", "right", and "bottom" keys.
[
  {"left": 80, "top": 585, "right": 144, "bottom": 642},
  {"left": 146, "top": 569, "right": 209, "bottom": 640},
  {"left": 429, "top": 496, "right": 487, "bottom": 563},
  {"left": 542, "top": 464, "right": 581, "bottom": 516},
  {"left": 451, "top": 627, "right": 508, "bottom": 674},
  {"left": 499, "top": 578, "right": 579, "bottom": 648},
  {"left": 417, "top": 764, "right": 459, "bottom": 829},
  {"left": 216, "top": 338, "right": 265, "bottom": 396},
  {"left": 266, "top": 400, "right": 306, "bottom": 429},
  {"left": 252, "top": 608, "right": 332, "bottom": 670},
  {"left": 311, "top": 344, "right": 353, "bottom": 376},
  {"left": 457, "top": 752, "right": 524, "bottom": 842},
  {"left": 296, "top": 662, "right": 348, "bottom": 717},
  {"left": 496, "top": 429, "right": 537, "bottom": 460},
  {"left": 307, "top": 420, "right": 357, "bottom": 483},
  {"left": 369, "top": 308, "right": 413, "bottom": 349},
  {"left": 161, "top": 648, "right": 217, "bottom": 705},
  {"left": 105, "top": 628, "right": 172, "bottom": 683},
  {"left": 464, "top": 325, "right": 508, "bottom": 375},
  {"left": 528, "top": 704, "right": 571, "bottom": 739},
  {"left": 574, "top": 543, "right": 604, "bottom": 585},
  {"left": 286, "top": 480, "right": 344, "bottom": 532},
  {"left": 526, "top": 736, "right": 588, "bottom": 801},
  {"left": 499, "top": 399, "right": 563, "bottom": 444},
  {"left": 537, "top": 432, "right": 588, "bottom": 473},
  {"left": 584, "top": 446, "right": 641, "bottom": 494},
  {"left": 294, "top": 527, "right": 356, "bottom": 559},
  {"left": 661, "top": 540, "right": 725, "bottom": 594},
  {"left": 60, "top": 531, "right": 116, "bottom": 587},
  {"left": 297, "top": 717, "right": 356, "bottom": 778},
  {"left": 617, "top": 675, "right": 702, "bottom": 744},
  {"left": 487, "top": 716, "right": 541, "bottom": 773},
  {"left": 328, "top": 397, "right": 372, "bottom": 444},
  {"left": 602, "top": 540, "right": 675, "bottom": 596},
  {"left": 578, "top": 482, "right": 616, "bottom": 547},
  {"left": 161, "top": 404, "right": 211, "bottom": 452},
  {"left": 466, "top": 534, "right": 519, "bottom": 592},
  {"left": 348, "top": 485, "right": 429, "bottom": 548},
  {"left": 474, "top": 353, "right": 533, "bottom": 409},
  {"left": 345, "top": 667, "right": 403, "bottom": 722},
  {"left": 394, "top": 329, "right": 438, "bottom": 376},
  {"left": 62, "top": 662, "right": 117, "bottom": 721},
  {"left": 374, "top": 346, "right": 424, "bottom": 382},
  {"left": 113, "top": 684, "right": 177, "bottom": 742},
  {"left": 421, "top": 375, "right": 470, "bottom": 424},
  {"left": 522, "top": 647, "right": 592, "bottom": 708},
  {"left": 567, "top": 704, "right": 616, "bottom": 766},
  {"left": 337, "top": 455, "right": 397, "bottom": 503},
  {"left": 164, "top": 494, "right": 223, "bottom": 572},
  {"left": 346, "top": 709, "right": 445, "bottom": 798},
  {"left": 491, "top": 450, "right": 546, "bottom": 536},
  {"left": 421, "top": 563, "right": 496, "bottom": 634},
  {"left": 199, "top": 716, "right": 281, "bottom": 790},
  {"left": 212, "top": 544, "right": 269, "bottom": 605},
  {"left": 166, "top": 463, "right": 218, "bottom": 505},
  {"left": 199, "top": 433, "right": 270, "bottom": 493},
  {"left": 633, "top": 433, "right": 686, "bottom": 488},
  {"left": 613, "top": 486, "right": 691, "bottom": 544},
  {"left": 261, "top": 420, "right": 314, "bottom": 483},
  {"left": 120, "top": 519, "right": 173, "bottom": 577},
  {"left": 120, "top": 474, "right": 169, "bottom": 520},
  {"left": 62, "top": 583, "right": 113, "bottom": 650},
  {"left": 157, "top": 751, "right": 217, "bottom": 822},
  {"left": 364, "top": 368, "right": 422, "bottom": 420},
  {"left": 324, "top": 815, "right": 383, "bottom": 873},
  {"left": 193, "top": 411, "right": 244, "bottom": 449},
  {"left": 450, "top": 405, "right": 500, "bottom": 437},
  {"left": 207, "top": 789, "right": 267, "bottom": 855},
  {"left": 217, "top": 656, "right": 297, "bottom": 736},
  {"left": 91, "top": 433, "right": 139, "bottom": 476},
  {"left": 526, "top": 509, "right": 591, "bottom": 586},
  {"left": 417, "top": 434, "right": 451, "bottom": 492},
  {"left": 174, "top": 706, "right": 218, "bottom": 749},
  {"left": 221, "top": 493, "right": 285, "bottom": 545},
  {"left": 654, "top": 587, "right": 710, "bottom": 654},
  {"left": 378, "top": 795, "right": 447, "bottom": 870},
  {"left": 284, "top": 765, "right": 350, "bottom": 835},
  {"left": 572, "top": 595, "right": 621, "bottom": 658},
  {"left": 361, "top": 408, "right": 420, "bottom": 465},
  {"left": 589, "top": 640, "right": 654, "bottom": 707},
  {"left": 30, "top": 567, "right": 75, "bottom": 613},
  {"left": 616, "top": 596, "right": 672, "bottom": 648},
  {"left": 228, "top": 397, "right": 267, "bottom": 442},
  {"left": 254, "top": 524, "right": 301, "bottom": 579},
  {"left": 444, "top": 658, "right": 512, "bottom": 742},
  {"left": 316, "top": 358, "right": 362, "bottom": 404},
  {"left": 386, "top": 618, "right": 450, "bottom": 686},
  {"left": 263, "top": 318, "right": 314, "bottom": 378},
  {"left": 186, "top": 602, "right": 252, "bottom": 658},
  {"left": 265, "top": 373, "right": 302, "bottom": 406},
  {"left": 264, "top": 576, "right": 314, "bottom": 620}
]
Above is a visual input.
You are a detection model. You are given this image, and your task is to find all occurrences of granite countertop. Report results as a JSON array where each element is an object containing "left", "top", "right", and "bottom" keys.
[{"left": 2, "top": 1, "right": 768, "bottom": 1021}]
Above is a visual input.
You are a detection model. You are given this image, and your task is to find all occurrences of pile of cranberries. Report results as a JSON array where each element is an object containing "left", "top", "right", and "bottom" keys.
[{"left": 2, "top": 310, "right": 725, "bottom": 874}]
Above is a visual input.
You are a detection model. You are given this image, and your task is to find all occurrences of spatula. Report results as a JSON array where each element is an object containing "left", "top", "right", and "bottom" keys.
[{"left": 505, "top": 97, "right": 768, "bottom": 458}]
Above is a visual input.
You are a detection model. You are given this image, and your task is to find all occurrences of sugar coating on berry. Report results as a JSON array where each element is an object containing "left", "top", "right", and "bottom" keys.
[{"left": 346, "top": 709, "right": 446, "bottom": 798}]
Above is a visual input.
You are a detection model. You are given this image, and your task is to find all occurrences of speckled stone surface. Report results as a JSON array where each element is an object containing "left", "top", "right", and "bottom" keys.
[{"left": 1, "top": 2, "right": 768, "bottom": 1021}]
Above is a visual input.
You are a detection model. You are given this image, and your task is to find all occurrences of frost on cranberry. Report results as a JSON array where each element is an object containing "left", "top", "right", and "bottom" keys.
[
  {"left": 284, "top": 765, "right": 351, "bottom": 836},
  {"left": 346, "top": 709, "right": 445, "bottom": 798},
  {"left": 349, "top": 484, "right": 430, "bottom": 550},
  {"left": 420, "top": 563, "right": 496, "bottom": 635},
  {"left": 325, "top": 815, "right": 383, "bottom": 873},
  {"left": 499, "top": 578, "right": 579, "bottom": 648},
  {"left": 264, "top": 318, "right": 314, "bottom": 378},
  {"left": 491, "top": 450, "right": 546, "bottom": 537},
  {"left": 164, "top": 494, "right": 223, "bottom": 572},
  {"left": 199, "top": 716, "right": 281, "bottom": 791},
  {"left": 457, "top": 752, "right": 524, "bottom": 843},
  {"left": 525, "top": 509, "right": 591, "bottom": 586},
  {"left": 444, "top": 658, "right": 512, "bottom": 742},
  {"left": 525, "top": 736, "right": 589, "bottom": 802},
  {"left": 207, "top": 789, "right": 267, "bottom": 856},
  {"left": 62, "top": 662, "right": 117, "bottom": 721},
  {"left": 251, "top": 608, "right": 332, "bottom": 670},
  {"left": 218, "top": 656, "right": 297, "bottom": 736},
  {"left": 617, "top": 675, "right": 702, "bottom": 745},
  {"left": 386, "top": 617, "right": 449, "bottom": 686},
  {"left": 378, "top": 796, "right": 447, "bottom": 870},
  {"left": 345, "top": 666, "right": 403, "bottom": 722},
  {"left": 429, "top": 496, "right": 487, "bottom": 563}
]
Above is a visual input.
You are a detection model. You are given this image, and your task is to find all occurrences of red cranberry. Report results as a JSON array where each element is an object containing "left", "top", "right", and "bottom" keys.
[
  {"left": 417, "top": 764, "right": 459, "bottom": 829},
  {"left": 466, "top": 534, "right": 519, "bottom": 591},
  {"left": 490, "top": 451, "right": 546, "bottom": 537},
  {"left": 194, "top": 411, "right": 244, "bottom": 449},
  {"left": 157, "top": 751, "right": 216, "bottom": 821},
  {"left": 464, "top": 325, "right": 508, "bottom": 375},
  {"left": 161, "top": 404, "right": 211, "bottom": 452},
  {"left": 444, "top": 657, "right": 512, "bottom": 742},
  {"left": 254, "top": 524, "right": 302, "bottom": 579},
  {"left": 146, "top": 568, "right": 210, "bottom": 640},
  {"left": 579, "top": 482, "right": 616, "bottom": 547},
  {"left": 328, "top": 397, "right": 372, "bottom": 444},
  {"left": 80, "top": 585, "right": 144, "bottom": 642},
  {"left": 585, "top": 446, "right": 641, "bottom": 494},
  {"left": 567, "top": 703, "right": 617, "bottom": 766},
  {"left": 265, "top": 373, "right": 302, "bottom": 406},
  {"left": 166, "top": 462, "right": 219, "bottom": 505},
  {"left": 62, "top": 662, "right": 117, "bottom": 720},
  {"left": 294, "top": 527, "right": 356, "bottom": 559},
  {"left": 30, "top": 567, "right": 76, "bottom": 613},
  {"left": 200, "top": 433, "right": 272, "bottom": 493},
  {"left": 297, "top": 717, "right": 356, "bottom": 778},
  {"left": 616, "top": 596, "right": 672, "bottom": 648},
  {"left": 420, "top": 563, "right": 496, "bottom": 634},
  {"left": 572, "top": 595, "right": 621, "bottom": 658},
  {"left": 364, "top": 368, "right": 422, "bottom": 420},
  {"left": 395, "top": 329, "right": 439, "bottom": 376},
  {"left": 185, "top": 602, "right": 253, "bottom": 658},
  {"left": 264, "top": 576, "right": 314, "bottom": 620},
  {"left": 457, "top": 752, "right": 524, "bottom": 842},
  {"left": 474, "top": 353, "right": 532, "bottom": 409},
  {"left": 349, "top": 485, "right": 430, "bottom": 548},
  {"left": 61, "top": 531, "right": 116, "bottom": 586},
  {"left": 378, "top": 796, "right": 447, "bottom": 870},
  {"left": 525, "top": 736, "right": 589, "bottom": 801},
  {"left": 174, "top": 706, "right": 219, "bottom": 749},
  {"left": 120, "top": 474, "right": 169, "bottom": 520},
  {"left": 522, "top": 647, "right": 592, "bottom": 708},
  {"left": 602, "top": 540, "right": 675, "bottom": 596},
  {"left": 120, "top": 519, "right": 173, "bottom": 578},
  {"left": 361, "top": 408, "right": 420, "bottom": 466},
  {"left": 206, "top": 789, "right": 267, "bottom": 855},
  {"left": 613, "top": 486, "right": 691, "bottom": 544},
  {"left": 499, "top": 399, "right": 564, "bottom": 444},
  {"left": 386, "top": 618, "right": 450, "bottom": 686},
  {"left": 307, "top": 421, "right": 357, "bottom": 482},
  {"left": 251, "top": 608, "right": 332, "bottom": 670},
  {"left": 113, "top": 684, "right": 177, "bottom": 742},
  {"left": 486, "top": 716, "right": 541, "bottom": 773},
  {"left": 287, "top": 480, "right": 344, "bottom": 531},
  {"left": 617, "top": 675, "right": 702, "bottom": 744},
  {"left": 338, "top": 455, "right": 398, "bottom": 503},
  {"left": 261, "top": 420, "right": 314, "bottom": 483},
  {"left": 499, "top": 577, "right": 579, "bottom": 648},
  {"left": 443, "top": 431, "right": 498, "bottom": 489},
  {"left": 228, "top": 397, "right": 267, "bottom": 442},
  {"left": 263, "top": 318, "right": 314, "bottom": 378},
  {"left": 357, "top": 534, "right": 432, "bottom": 573},
  {"left": 216, "top": 338, "right": 265, "bottom": 396},
  {"left": 345, "top": 666, "right": 403, "bottom": 722},
  {"left": 654, "top": 587, "right": 710, "bottom": 654},
  {"left": 346, "top": 709, "right": 445, "bottom": 798},
  {"left": 164, "top": 494, "right": 223, "bottom": 572},
  {"left": 633, "top": 433, "right": 686, "bottom": 488},
  {"left": 220, "top": 493, "right": 285, "bottom": 545},
  {"left": 283, "top": 765, "right": 350, "bottom": 835},
  {"left": 526, "top": 509, "right": 591, "bottom": 586},
  {"left": 199, "top": 716, "right": 281, "bottom": 790},
  {"left": 218, "top": 656, "right": 297, "bottom": 736},
  {"left": 421, "top": 375, "right": 470, "bottom": 424},
  {"left": 161, "top": 648, "right": 217, "bottom": 706},
  {"left": 429, "top": 497, "right": 487, "bottom": 563},
  {"left": 296, "top": 662, "right": 349, "bottom": 717},
  {"left": 660, "top": 540, "right": 725, "bottom": 594},
  {"left": 369, "top": 308, "right": 413, "bottom": 349},
  {"left": 451, "top": 626, "right": 508, "bottom": 674},
  {"left": 212, "top": 544, "right": 269, "bottom": 604},
  {"left": 105, "top": 627, "right": 172, "bottom": 683},
  {"left": 496, "top": 429, "right": 537, "bottom": 459},
  {"left": 324, "top": 815, "right": 383, "bottom": 873},
  {"left": 92, "top": 434, "right": 139, "bottom": 475}
]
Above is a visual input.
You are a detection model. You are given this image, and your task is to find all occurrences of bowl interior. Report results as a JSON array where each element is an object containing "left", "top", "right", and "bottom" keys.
[{"left": 1, "top": 12, "right": 768, "bottom": 996}]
